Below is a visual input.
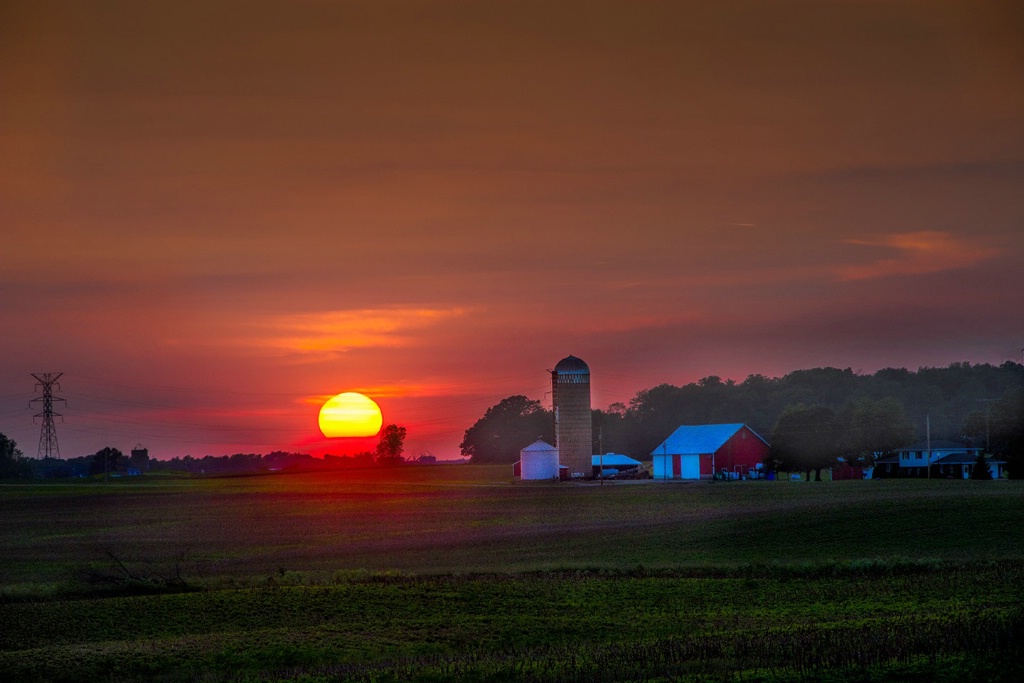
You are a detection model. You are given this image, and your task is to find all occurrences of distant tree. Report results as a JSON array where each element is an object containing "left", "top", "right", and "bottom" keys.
[
  {"left": 969, "top": 452, "right": 993, "bottom": 480},
  {"left": 837, "top": 397, "right": 915, "bottom": 467},
  {"left": 768, "top": 404, "right": 841, "bottom": 481},
  {"left": 375, "top": 424, "right": 407, "bottom": 465},
  {"left": 965, "top": 387, "right": 1024, "bottom": 479},
  {"left": 90, "top": 447, "right": 124, "bottom": 478},
  {"left": 352, "top": 450, "right": 376, "bottom": 466},
  {"left": 0, "top": 433, "right": 31, "bottom": 479},
  {"left": 460, "top": 396, "right": 553, "bottom": 463}
]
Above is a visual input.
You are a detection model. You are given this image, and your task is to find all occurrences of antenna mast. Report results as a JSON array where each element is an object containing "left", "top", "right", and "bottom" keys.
[{"left": 31, "top": 373, "right": 66, "bottom": 459}]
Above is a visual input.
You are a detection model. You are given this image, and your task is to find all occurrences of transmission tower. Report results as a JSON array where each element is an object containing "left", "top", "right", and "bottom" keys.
[{"left": 31, "top": 373, "right": 66, "bottom": 459}]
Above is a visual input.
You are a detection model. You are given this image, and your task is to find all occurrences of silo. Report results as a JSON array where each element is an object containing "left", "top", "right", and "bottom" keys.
[
  {"left": 551, "top": 355, "right": 592, "bottom": 478},
  {"left": 520, "top": 440, "right": 560, "bottom": 480}
]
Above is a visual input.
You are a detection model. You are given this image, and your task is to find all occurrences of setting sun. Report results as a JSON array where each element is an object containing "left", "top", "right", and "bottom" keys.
[{"left": 318, "top": 392, "right": 383, "bottom": 438}]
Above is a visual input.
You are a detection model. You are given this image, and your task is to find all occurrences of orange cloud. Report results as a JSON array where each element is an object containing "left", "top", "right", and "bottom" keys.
[
  {"left": 247, "top": 307, "right": 468, "bottom": 354},
  {"left": 837, "top": 231, "right": 998, "bottom": 281},
  {"left": 300, "top": 382, "right": 465, "bottom": 406}
]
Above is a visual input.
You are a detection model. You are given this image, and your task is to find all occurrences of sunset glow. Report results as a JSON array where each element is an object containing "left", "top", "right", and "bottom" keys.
[
  {"left": 1, "top": 1, "right": 1022, "bottom": 460},
  {"left": 318, "top": 393, "right": 383, "bottom": 438}
]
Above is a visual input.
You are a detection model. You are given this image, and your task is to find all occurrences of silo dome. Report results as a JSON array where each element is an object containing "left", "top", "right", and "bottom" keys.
[{"left": 554, "top": 355, "right": 590, "bottom": 375}]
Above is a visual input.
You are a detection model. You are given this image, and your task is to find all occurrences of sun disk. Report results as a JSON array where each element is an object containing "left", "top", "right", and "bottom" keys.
[{"left": 318, "top": 392, "right": 383, "bottom": 438}]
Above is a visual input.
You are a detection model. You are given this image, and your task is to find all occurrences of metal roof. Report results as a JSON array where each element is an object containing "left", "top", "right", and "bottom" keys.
[
  {"left": 553, "top": 355, "right": 590, "bottom": 374},
  {"left": 651, "top": 423, "right": 767, "bottom": 456},
  {"left": 591, "top": 454, "right": 641, "bottom": 467},
  {"left": 521, "top": 439, "right": 557, "bottom": 453}
]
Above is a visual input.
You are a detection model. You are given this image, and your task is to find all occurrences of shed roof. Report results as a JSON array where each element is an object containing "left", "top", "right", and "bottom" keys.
[
  {"left": 651, "top": 424, "right": 767, "bottom": 456},
  {"left": 591, "top": 454, "right": 641, "bottom": 467}
]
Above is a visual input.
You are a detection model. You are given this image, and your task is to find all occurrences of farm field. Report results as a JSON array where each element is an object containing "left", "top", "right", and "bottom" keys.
[{"left": 2, "top": 465, "right": 1023, "bottom": 681}]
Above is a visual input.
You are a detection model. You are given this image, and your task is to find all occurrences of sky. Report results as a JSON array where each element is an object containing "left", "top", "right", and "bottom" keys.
[{"left": 2, "top": 0, "right": 1023, "bottom": 460}]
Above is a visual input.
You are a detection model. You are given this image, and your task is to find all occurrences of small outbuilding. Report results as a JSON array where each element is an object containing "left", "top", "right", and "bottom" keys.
[
  {"left": 513, "top": 439, "right": 560, "bottom": 480},
  {"left": 651, "top": 423, "right": 769, "bottom": 480},
  {"left": 592, "top": 453, "right": 641, "bottom": 477}
]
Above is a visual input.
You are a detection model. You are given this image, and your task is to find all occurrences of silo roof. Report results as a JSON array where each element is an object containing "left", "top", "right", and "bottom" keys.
[
  {"left": 521, "top": 439, "right": 557, "bottom": 453},
  {"left": 554, "top": 355, "right": 590, "bottom": 374}
]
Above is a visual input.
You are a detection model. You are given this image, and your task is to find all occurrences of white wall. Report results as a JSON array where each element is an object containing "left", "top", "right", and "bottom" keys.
[
  {"left": 652, "top": 454, "right": 700, "bottom": 480},
  {"left": 521, "top": 450, "right": 559, "bottom": 480}
]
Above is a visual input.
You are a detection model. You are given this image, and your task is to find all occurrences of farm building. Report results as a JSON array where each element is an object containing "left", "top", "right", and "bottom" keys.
[
  {"left": 512, "top": 439, "right": 560, "bottom": 480},
  {"left": 651, "top": 423, "right": 769, "bottom": 480},
  {"left": 870, "top": 440, "right": 980, "bottom": 479},
  {"left": 869, "top": 441, "right": 1004, "bottom": 479},
  {"left": 592, "top": 453, "right": 641, "bottom": 477}
]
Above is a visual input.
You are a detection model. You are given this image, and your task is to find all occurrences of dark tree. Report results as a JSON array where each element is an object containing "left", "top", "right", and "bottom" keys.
[
  {"left": 90, "top": 447, "right": 124, "bottom": 478},
  {"left": 0, "top": 433, "right": 31, "bottom": 479},
  {"left": 969, "top": 452, "right": 993, "bottom": 480},
  {"left": 769, "top": 404, "right": 841, "bottom": 481},
  {"left": 460, "top": 395, "right": 553, "bottom": 463},
  {"left": 375, "top": 424, "right": 407, "bottom": 465},
  {"left": 837, "top": 397, "right": 915, "bottom": 467},
  {"left": 458, "top": 362, "right": 1022, "bottom": 467},
  {"left": 965, "top": 387, "right": 1024, "bottom": 479}
]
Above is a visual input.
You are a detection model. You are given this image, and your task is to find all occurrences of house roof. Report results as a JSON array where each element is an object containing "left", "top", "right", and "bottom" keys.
[
  {"left": 874, "top": 454, "right": 900, "bottom": 464},
  {"left": 933, "top": 452, "right": 1006, "bottom": 465},
  {"left": 898, "top": 440, "right": 979, "bottom": 452},
  {"left": 591, "top": 454, "right": 641, "bottom": 467},
  {"left": 651, "top": 424, "right": 768, "bottom": 457}
]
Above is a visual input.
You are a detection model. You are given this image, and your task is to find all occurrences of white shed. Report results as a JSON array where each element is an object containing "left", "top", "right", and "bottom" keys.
[{"left": 516, "top": 439, "right": 560, "bottom": 480}]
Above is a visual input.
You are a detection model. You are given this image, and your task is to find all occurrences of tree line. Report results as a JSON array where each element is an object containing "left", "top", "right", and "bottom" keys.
[
  {"left": 0, "top": 424, "right": 414, "bottom": 479},
  {"left": 460, "top": 362, "right": 1024, "bottom": 477}
]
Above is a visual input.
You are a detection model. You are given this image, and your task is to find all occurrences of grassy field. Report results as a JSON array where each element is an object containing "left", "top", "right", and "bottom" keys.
[{"left": 1, "top": 466, "right": 1022, "bottom": 681}]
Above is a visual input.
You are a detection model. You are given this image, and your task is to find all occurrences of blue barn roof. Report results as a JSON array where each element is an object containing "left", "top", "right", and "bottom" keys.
[
  {"left": 591, "top": 454, "right": 641, "bottom": 467},
  {"left": 651, "top": 424, "right": 767, "bottom": 456}
]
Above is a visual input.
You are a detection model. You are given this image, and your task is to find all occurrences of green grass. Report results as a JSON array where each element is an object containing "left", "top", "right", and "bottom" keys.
[
  {"left": 2, "top": 466, "right": 1021, "bottom": 587},
  {"left": 1, "top": 466, "right": 1022, "bottom": 681},
  {"left": 1, "top": 564, "right": 1021, "bottom": 682}
]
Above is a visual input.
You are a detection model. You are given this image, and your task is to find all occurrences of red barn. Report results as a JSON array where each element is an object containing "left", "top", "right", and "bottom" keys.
[
  {"left": 651, "top": 424, "right": 770, "bottom": 480},
  {"left": 831, "top": 461, "right": 865, "bottom": 480}
]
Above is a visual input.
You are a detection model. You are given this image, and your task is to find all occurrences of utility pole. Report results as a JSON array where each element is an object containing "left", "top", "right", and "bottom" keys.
[
  {"left": 30, "top": 373, "right": 66, "bottom": 461},
  {"left": 976, "top": 398, "right": 997, "bottom": 453},
  {"left": 926, "top": 415, "right": 931, "bottom": 479}
]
